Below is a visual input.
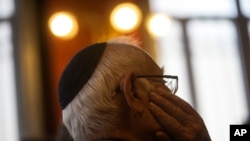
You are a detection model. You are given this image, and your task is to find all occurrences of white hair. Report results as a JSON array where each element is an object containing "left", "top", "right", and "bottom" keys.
[{"left": 63, "top": 36, "right": 156, "bottom": 140}]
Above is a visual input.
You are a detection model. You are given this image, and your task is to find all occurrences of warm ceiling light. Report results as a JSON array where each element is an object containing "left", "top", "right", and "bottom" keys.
[
  {"left": 48, "top": 12, "right": 78, "bottom": 39},
  {"left": 146, "top": 13, "right": 172, "bottom": 37},
  {"left": 110, "top": 3, "right": 142, "bottom": 33}
]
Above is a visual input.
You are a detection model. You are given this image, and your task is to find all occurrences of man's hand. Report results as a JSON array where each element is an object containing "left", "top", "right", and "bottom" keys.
[{"left": 149, "top": 87, "right": 211, "bottom": 141}]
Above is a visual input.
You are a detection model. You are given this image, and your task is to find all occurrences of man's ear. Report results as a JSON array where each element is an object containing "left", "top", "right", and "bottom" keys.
[{"left": 120, "top": 71, "right": 144, "bottom": 113}]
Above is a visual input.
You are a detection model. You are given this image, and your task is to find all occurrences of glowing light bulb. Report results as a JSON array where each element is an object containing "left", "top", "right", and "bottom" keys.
[
  {"left": 110, "top": 3, "right": 142, "bottom": 33},
  {"left": 49, "top": 12, "right": 78, "bottom": 39},
  {"left": 147, "top": 13, "right": 172, "bottom": 37}
]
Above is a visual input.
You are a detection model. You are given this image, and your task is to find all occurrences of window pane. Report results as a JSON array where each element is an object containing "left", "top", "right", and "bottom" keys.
[
  {"left": 240, "top": 0, "right": 250, "bottom": 18},
  {"left": 149, "top": 0, "right": 237, "bottom": 18},
  {"left": 155, "top": 21, "right": 194, "bottom": 106},
  {"left": 187, "top": 20, "right": 248, "bottom": 141},
  {"left": 0, "top": 0, "right": 14, "bottom": 18},
  {"left": 0, "top": 22, "right": 19, "bottom": 141}
]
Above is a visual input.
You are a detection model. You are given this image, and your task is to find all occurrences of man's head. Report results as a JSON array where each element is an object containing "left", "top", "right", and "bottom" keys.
[{"left": 59, "top": 36, "right": 173, "bottom": 141}]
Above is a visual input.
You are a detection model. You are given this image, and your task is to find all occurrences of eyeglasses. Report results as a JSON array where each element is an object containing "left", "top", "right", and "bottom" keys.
[
  {"left": 136, "top": 75, "right": 178, "bottom": 95},
  {"left": 115, "top": 75, "right": 179, "bottom": 95}
]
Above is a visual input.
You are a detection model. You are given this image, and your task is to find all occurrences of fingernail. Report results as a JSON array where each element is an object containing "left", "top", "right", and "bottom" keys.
[
  {"left": 149, "top": 102, "right": 155, "bottom": 110},
  {"left": 158, "top": 87, "right": 171, "bottom": 95},
  {"left": 149, "top": 91, "right": 157, "bottom": 99}
]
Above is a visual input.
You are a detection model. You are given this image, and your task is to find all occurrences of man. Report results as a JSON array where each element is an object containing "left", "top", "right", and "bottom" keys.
[{"left": 58, "top": 36, "right": 211, "bottom": 141}]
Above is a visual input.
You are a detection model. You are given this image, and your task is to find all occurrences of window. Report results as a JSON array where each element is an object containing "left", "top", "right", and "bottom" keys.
[
  {"left": 239, "top": 0, "right": 250, "bottom": 18},
  {"left": 0, "top": 0, "right": 19, "bottom": 141},
  {"left": 155, "top": 21, "right": 193, "bottom": 105},
  {"left": 149, "top": 0, "right": 249, "bottom": 141},
  {"left": 149, "top": 0, "right": 237, "bottom": 18}
]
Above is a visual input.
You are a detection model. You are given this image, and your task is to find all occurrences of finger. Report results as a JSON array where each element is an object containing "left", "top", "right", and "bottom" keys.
[
  {"left": 149, "top": 92, "right": 189, "bottom": 123},
  {"left": 156, "top": 87, "right": 199, "bottom": 115},
  {"left": 149, "top": 102, "right": 184, "bottom": 135},
  {"left": 150, "top": 101, "right": 210, "bottom": 141},
  {"left": 155, "top": 131, "right": 171, "bottom": 141}
]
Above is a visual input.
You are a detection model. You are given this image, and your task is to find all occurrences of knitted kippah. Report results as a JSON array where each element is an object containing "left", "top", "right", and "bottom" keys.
[{"left": 58, "top": 42, "right": 107, "bottom": 109}]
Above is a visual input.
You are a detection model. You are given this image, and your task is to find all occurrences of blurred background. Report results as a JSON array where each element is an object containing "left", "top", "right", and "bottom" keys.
[{"left": 0, "top": 0, "right": 250, "bottom": 140}]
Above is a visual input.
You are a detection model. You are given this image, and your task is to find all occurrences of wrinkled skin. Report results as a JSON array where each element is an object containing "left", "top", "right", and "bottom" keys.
[{"left": 149, "top": 87, "right": 211, "bottom": 141}]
